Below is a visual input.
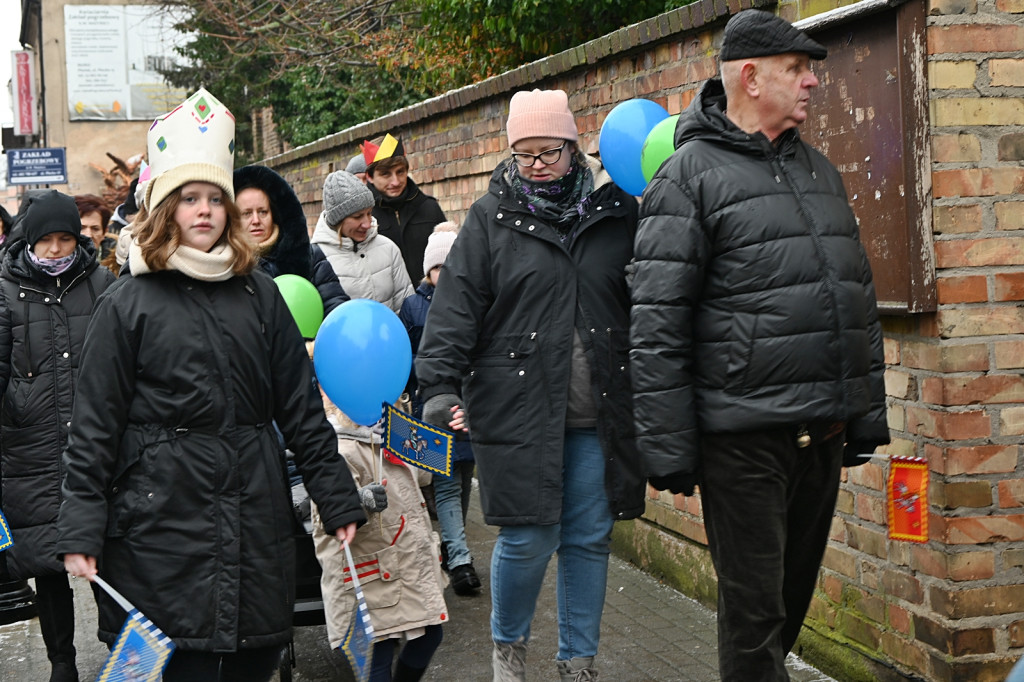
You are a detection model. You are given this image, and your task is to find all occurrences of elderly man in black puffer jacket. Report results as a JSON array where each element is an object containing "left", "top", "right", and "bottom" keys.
[{"left": 631, "top": 10, "right": 890, "bottom": 682}]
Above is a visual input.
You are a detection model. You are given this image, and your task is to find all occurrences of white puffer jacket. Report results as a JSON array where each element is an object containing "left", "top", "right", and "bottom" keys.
[{"left": 310, "top": 213, "right": 413, "bottom": 312}]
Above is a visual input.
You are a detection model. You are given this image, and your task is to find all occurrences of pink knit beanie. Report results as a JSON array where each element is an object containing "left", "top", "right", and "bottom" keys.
[{"left": 506, "top": 89, "right": 579, "bottom": 147}]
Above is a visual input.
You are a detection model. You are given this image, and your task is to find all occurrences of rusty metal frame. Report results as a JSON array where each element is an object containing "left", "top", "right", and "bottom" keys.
[{"left": 801, "top": 0, "right": 935, "bottom": 314}]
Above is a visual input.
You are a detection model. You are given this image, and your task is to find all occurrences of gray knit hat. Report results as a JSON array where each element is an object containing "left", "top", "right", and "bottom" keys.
[
  {"left": 322, "top": 171, "right": 374, "bottom": 227},
  {"left": 344, "top": 153, "right": 367, "bottom": 175}
]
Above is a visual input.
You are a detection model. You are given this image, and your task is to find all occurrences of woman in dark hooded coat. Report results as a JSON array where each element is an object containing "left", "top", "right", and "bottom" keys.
[
  {"left": 0, "top": 189, "right": 115, "bottom": 682},
  {"left": 234, "top": 165, "right": 348, "bottom": 317}
]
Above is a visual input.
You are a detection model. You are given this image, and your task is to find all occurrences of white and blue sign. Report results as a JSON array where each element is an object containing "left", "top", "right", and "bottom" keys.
[{"left": 6, "top": 148, "right": 68, "bottom": 185}]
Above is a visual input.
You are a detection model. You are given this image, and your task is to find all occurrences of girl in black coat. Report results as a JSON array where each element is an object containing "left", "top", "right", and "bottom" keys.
[
  {"left": 0, "top": 190, "right": 115, "bottom": 682},
  {"left": 57, "top": 89, "right": 364, "bottom": 682}
]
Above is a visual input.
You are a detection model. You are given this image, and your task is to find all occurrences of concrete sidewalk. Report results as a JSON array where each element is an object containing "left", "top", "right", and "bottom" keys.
[{"left": 0, "top": 482, "right": 838, "bottom": 681}]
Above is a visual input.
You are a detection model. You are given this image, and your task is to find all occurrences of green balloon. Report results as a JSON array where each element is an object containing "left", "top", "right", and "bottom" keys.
[
  {"left": 641, "top": 115, "right": 679, "bottom": 183},
  {"left": 274, "top": 274, "right": 325, "bottom": 339}
]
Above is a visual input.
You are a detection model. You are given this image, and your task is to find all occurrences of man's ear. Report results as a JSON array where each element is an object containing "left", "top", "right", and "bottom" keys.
[{"left": 739, "top": 61, "right": 760, "bottom": 98}]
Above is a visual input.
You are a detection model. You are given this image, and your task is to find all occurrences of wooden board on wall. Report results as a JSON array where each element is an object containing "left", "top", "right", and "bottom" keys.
[{"left": 803, "top": 0, "right": 934, "bottom": 314}]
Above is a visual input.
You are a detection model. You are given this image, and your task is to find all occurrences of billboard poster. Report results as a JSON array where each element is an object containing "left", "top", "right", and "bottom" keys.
[{"left": 64, "top": 5, "right": 191, "bottom": 121}]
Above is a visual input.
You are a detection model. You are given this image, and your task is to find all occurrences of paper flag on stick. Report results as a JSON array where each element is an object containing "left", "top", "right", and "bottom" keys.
[
  {"left": 339, "top": 541, "right": 375, "bottom": 682},
  {"left": 0, "top": 507, "right": 12, "bottom": 552},
  {"left": 887, "top": 456, "right": 929, "bottom": 543},
  {"left": 94, "top": 575, "right": 175, "bottom": 681},
  {"left": 383, "top": 403, "right": 453, "bottom": 477}
]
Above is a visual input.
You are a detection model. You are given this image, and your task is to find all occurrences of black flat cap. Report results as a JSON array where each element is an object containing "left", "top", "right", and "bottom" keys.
[{"left": 720, "top": 10, "right": 827, "bottom": 61}]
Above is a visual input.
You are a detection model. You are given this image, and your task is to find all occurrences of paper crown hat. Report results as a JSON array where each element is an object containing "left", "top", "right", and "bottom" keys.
[
  {"left": 362, "top": 134, "right": 405, "bottom": 166},
  {"left": 146, "top": 88, "right": 236, "bottom": 211}
]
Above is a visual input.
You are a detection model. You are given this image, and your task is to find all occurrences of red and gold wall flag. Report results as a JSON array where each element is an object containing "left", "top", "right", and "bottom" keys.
[{"left": 887, "top": 456, "right": 929, "bottom": 543}]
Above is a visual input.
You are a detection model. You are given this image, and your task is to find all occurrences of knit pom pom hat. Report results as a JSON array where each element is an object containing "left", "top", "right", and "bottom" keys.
[
  {"left": 145, "top": 88, "right": 236, "bottom": 212},
  {"left": 322, "top": 171, "right": 374, "bottom": 227},
  {"left": 506, "top": 89, "right": 579, "bottom": 147},
  {"left": 422, "top": 221, "right": 460, "bottom": 278}
]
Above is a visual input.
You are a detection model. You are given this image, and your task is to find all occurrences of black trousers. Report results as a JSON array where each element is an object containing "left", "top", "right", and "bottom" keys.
[
  {"left": 161, "top": 644, "right": 281, "bottom": 682},
  {"left": 700, "top": 426, "right": 844, "bottom": 682},
  {"left": 34, "top": 573, "right": 77, "bottom": 664}
]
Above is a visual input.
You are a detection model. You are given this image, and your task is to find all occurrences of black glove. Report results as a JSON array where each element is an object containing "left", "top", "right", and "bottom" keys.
[
  {"left": 422, "top": 393, "right": 466, "bottom": 431},
  {"left": 843, "top": 441, "right": 878, "bottom": 468},
  {"left": 358, "top": 483, "right": 388, "bottom": 513},
  {"left": 649, "top": 472, "right": 698, "bottom": 496}
]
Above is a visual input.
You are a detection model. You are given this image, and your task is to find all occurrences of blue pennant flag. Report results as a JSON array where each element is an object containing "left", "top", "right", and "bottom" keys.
[
  {"left": 383, "top": 403, "right": 453, "bottom": 477},
  {"left": 339, "top": 542, "right": 375, "bottom": 682},
  {"left": 94, "top": 576, "right": 175, "bottom": 682},
  {"left": 0, "top": 507, "right": 12, "bottom": 552}
]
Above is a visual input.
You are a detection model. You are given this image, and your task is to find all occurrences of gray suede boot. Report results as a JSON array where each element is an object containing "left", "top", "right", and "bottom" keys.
[
  {"left": 492, "top": 639, "right": 527, "bottom": 682},
  {"left": 556, "top": 656, "right": 599, "bottom": 682}
]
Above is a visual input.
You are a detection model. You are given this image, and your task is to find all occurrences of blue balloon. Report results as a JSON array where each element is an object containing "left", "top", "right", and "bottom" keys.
[
  {"left": 599, "top": 99, "right": 669, "bottom": 196},
  {"left": 313, "top": 299, "right": 412, "bottom": 426}
]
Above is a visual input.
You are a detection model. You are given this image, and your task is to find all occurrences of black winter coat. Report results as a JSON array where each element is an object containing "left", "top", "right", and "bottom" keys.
[
  {"left": 56, "top": 266, "right": 365, "bottom": 650},
  {"left": 371, "top": 177, "right": 447, "bottom": 283},
  {"left": 0, "top": 238, "right": 114, "bottom": 579},
  {"left": 400, "top": 281, "right": 473, "bottom": 464},
  {"left": 631, "top": 78, "right": 889, "bottom": 479},
  {"left": 416, "top": 159, "right": 645, "bottom": 525},
  {"left": 234, "top": 165, "right": 349, "bottom": 315}
]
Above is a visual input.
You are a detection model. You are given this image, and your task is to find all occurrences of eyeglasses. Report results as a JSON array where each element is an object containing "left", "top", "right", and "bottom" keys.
[{"left": 511, "top": 142, "right": 567, "bottom": 168}]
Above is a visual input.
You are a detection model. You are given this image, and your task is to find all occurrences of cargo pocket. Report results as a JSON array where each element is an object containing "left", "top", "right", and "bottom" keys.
[{"left": 345, "top": 545, "right": 402, "bottom": 608}]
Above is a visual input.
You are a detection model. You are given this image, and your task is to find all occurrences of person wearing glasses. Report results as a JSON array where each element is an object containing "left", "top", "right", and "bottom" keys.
[{"left": 415, "top": 89, "right": 645, "bottom": 682}]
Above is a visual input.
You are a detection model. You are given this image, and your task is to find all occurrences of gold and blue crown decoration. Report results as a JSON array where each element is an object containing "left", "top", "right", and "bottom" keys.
[
  {"left": 339, "top": 541, "right": 375, "bottom": 682},
  {"left": 383, "top": 403, "right": 453, "bottom": 477},
  {"left": 0, "top": 508, "right": 12, "bottom": 552},
  {"left": 94, "top": 576, "right": 175, "bottom": 682}
]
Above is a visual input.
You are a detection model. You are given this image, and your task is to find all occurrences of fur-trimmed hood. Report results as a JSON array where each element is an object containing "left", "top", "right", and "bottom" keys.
[{"left": 234, "top": 165, "right": 312, "bottom": 278}]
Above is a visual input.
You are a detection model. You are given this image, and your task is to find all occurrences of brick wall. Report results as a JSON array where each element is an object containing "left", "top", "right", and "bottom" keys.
[
  {"left": 830, "top": 0, "right": 1024, "bottom": 679},
  {"left": 262, "top": 0, "right": 1024, "bottom": 678}
]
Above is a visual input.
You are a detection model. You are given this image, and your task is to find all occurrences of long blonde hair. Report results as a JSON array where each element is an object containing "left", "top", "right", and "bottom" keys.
[{"left": 134, "top": 185, "right": 256, "bottom": 275}]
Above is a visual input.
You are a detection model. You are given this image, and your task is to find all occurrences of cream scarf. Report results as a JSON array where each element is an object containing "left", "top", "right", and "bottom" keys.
[
  {"left": 256, "top": 223, "right": 280, "bottom": 255},
  {"left": 129, "top": 239, "right": 237, "bottom": 282}
]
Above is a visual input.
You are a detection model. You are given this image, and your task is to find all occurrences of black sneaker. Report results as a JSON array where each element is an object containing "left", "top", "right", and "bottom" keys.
[{"left": 450, "top": 563, "right": 482, "bottom": 596}]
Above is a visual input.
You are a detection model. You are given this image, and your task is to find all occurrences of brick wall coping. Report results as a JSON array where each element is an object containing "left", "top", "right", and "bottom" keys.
[{"left": 263, "top": 0, "right": 776, "bottom": 168}]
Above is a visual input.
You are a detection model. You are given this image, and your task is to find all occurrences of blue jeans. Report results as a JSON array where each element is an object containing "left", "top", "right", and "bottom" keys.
[
  {"left": 490, "top": 428, "right": 613, "bottom": 661},
  {"left": 1009, "top": 656, "right": 1024, "bottom": 682},
  {"left": 434, "top": 460, "right": 475, "bottom": 568}
]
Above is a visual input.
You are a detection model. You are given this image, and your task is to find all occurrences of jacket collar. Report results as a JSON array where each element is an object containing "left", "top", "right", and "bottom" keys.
[
  {"left": 678, "top": 78, "right": 803, "bottom": 159},
  {"left": 2, "top": 236, "right": 97, "bottom": 287},
  {"left": 370, "top": 176, "right": 422, "bottom": 209}
]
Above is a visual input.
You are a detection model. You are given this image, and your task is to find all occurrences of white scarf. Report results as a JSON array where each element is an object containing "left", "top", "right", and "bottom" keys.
[{"left": 129, "top": 239, "right": 236, "bottom": 282}]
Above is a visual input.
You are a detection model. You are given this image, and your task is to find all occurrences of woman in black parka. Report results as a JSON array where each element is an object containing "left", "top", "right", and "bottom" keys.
[
  {"left": 233, "top": 165, "right": 349, "bottom": 317},
  {"left": 415, "top": 89, "right": 645, "bottom": 682},
  {"left": 56, "top": 89, "right": 364, "bottom": 682},
  {"left": 0, "top": 190, "right": 115, "bottom": 682}
]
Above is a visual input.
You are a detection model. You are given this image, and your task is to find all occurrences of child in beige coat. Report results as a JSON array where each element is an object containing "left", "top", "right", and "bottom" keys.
[{"left": 311, "top": 401, "right": 447, "bottom": 682}]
